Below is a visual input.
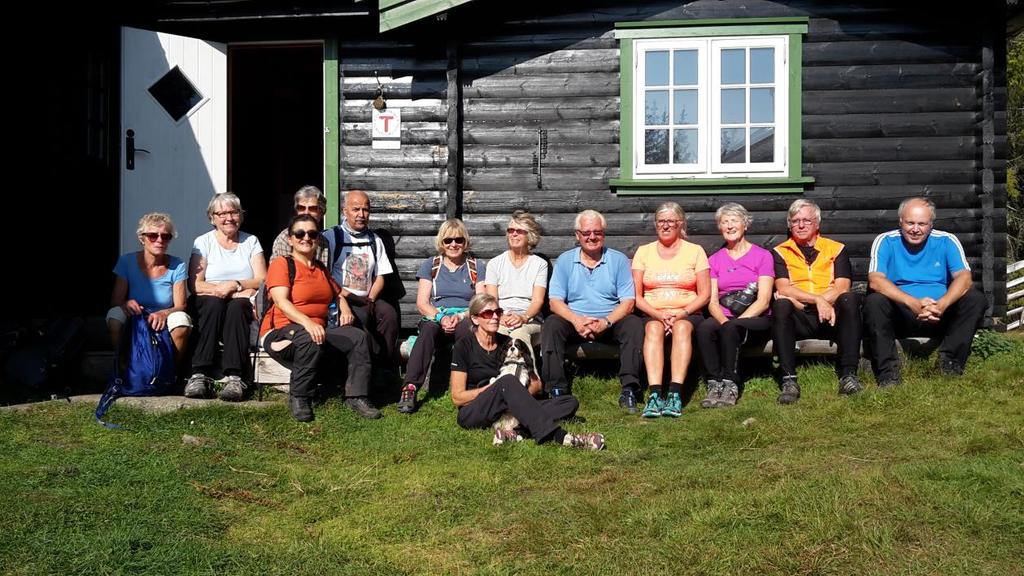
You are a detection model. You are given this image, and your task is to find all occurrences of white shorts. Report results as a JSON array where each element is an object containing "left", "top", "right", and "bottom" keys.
[{"left": 106, "top": 306, "right": 193, "bottom": 331}]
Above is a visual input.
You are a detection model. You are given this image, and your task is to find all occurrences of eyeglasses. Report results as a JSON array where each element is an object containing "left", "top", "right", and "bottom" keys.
[
  {"left": 296, "top": 204, "right": 323, "bottom": 214},
  {"left": 291, "top": 229, "right": 321, "bottom": 240},
  {"left": 442, "top": 237, "right": 466, "bottom": 246},
  {"left": 476, "top": 308, "right": 504, "bottom": 319},
  {"left": 213, "top": 209, "right": 241, "bottom": 218},
  {"left": 656, "top": 219, "right": 681, "bottom": 227},
  {"left": 576, "top": 230, "right": 605, "bottom": 238},
  {"left": 507, "top": 228, "right": 528, "bottom": 236},
  {"left": 789, "top": 218, "right": 816, "bottom": 228},
  {"left": 141, "top": 232, "right": 173, "bottom": 242}
]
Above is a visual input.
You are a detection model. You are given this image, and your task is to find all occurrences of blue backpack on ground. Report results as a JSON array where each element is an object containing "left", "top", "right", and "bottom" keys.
[{"left": 95, "top": 313, "right": 176, "bottom": 428}]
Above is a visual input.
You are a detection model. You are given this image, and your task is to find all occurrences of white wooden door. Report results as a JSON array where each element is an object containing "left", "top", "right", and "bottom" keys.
[{"left": 120, "top": 26, "right": 226, "bottom": 261}]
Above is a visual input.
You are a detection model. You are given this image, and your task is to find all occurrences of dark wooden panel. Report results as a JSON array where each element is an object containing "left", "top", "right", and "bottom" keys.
[
  {"left": 804, "top": 89, "right": 978, "bottom": 114},
  {"left": 463, "top": 144, "right": 618, "bottom": 168},
  {"left": 803, "top": 137, "right": 976, "bottom": 162},
  {"left": 803, "top": 112, "right": 977, "bottom": 139},
  {"left": 462, "top": 49, "right": 620, "bottom": 76},
  {"left": 462, "top": 73, "right": 619, "bottom": 98},
  {"left": 464, "top": 97, "right": 619, "bottom": 121},
  {"left": 343, "top": 80, "right": 447, "bottom": 99},
  {"left": 342, "top": 123, "right": 447, "bottom": 145},
  {"left": 340, "top": 58, "right": 448, "bottom": 76},
  {"left": 343, "top": 106, "right": 448, "bottom": 123},
  {"left": 464, "top": 121, "right": 620, "bottom": 145},
  {"left": 803, "top": 40, "right": 977, "bottom": 65},
  {"left": 806, "top": 160, "right": 977, "bottom": 186},
  {"left": 345, "top": 145, "right": 450, "bottom": 168},
  {"left": 803, "top": 63, "right": 979, "bottom": 90},
  {"left": 464, "top": 167, "right": 617, "bottom": 190},
  {"left": 343, "top": 168, "right": 448, "bottom": 192},
  {"left": 366, "top": 190, "right": 444, "bottom": 212}
]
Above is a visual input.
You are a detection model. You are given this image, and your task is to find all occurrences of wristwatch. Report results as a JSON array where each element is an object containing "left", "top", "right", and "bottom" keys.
[
  {"left": 604, "top": 317, "right": 613, "bottom": 328},
  {"left": 235, "top": 280, "right": 243, "bottom": 292}
]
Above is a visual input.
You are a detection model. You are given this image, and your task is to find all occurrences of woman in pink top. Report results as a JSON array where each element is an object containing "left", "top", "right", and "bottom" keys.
[
  {"left": 695, "top": 203, "right": 775, "bottom": 408},
  {"left": 631, "top": 202, "right": 710, "bottom": 418}
]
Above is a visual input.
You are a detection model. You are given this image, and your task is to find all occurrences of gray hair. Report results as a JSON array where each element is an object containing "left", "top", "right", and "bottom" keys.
[
  {"left": 655, "top": 201, "right": 687, "bottom": 239},
  {"left": 715, "top": 202, "right": 752, "bottom": 229},
  {"left": 207, "top": 192, "right": 244, "bottom": 221},
  {"left": 294, "top": 185, "right": 326, "bottom": 211},
  {"left": 574, "top": 209, "right": 606, "bottom": 230},
  {"left": 468, "top": 293, "right": 499, "bottom": 318},
  {"left": 898, "top": 197, "right": 936, "bottom": 222},
  {"left": 434, "top": 218, "right": 471, "bottom": 254},
  {"left": 508, "top": 210, "right": 542, "bottom": 250},
  {"left": 787, "top": 199, "right": 820, "bottom": 223},
  {"left": 136, "top": 212, "right": 176, "bottom": 238}
]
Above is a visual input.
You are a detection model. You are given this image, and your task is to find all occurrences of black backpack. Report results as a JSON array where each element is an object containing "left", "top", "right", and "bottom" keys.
[{"left": 250, "top": 256, "right": 297, "bottom": 349}]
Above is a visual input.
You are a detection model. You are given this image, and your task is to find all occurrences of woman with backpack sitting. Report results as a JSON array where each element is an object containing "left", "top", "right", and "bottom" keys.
[
  {"left": 259, "top": 214, "right": 379, "bottom": 422},
  {"left": 397, "top": 218, "right": 487, "bottom": 414},
  {"left": 107, "top": 212, "right": 192, "bottom": 367}
]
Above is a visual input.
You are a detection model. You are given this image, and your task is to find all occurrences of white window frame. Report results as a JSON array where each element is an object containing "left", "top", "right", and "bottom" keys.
[{"left": 632, "top": 35, "right": 789, "bottom": 179}]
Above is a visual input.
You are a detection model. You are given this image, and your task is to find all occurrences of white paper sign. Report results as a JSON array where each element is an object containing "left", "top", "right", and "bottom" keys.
[{"left": 372, "top": 108, "right": 401, "bottom": 150}]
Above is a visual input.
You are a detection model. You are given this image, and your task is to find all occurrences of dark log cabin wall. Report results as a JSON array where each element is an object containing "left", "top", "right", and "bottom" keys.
[{"left": 338, "top": 0, "right": 1007, "bottom": 328}]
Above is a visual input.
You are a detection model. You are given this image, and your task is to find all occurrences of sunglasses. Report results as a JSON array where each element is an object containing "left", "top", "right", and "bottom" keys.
[
  {"left": 506, "top": 228, "right": 528, "bottom": 236},
  {"left": 296, "top": 204, "right": 323, "bottom": 214},
  {"left": 291, "top": 229, "right": 321, "bottom": 240},
  {"left": 141, "top": 232, "right": 173, "bottom": 242},
  {"left": 442, "top": 236, "right": 466, "bottom": 246},
  {"left": 476, "top": 308, "right": 504, "bottom": 319}
]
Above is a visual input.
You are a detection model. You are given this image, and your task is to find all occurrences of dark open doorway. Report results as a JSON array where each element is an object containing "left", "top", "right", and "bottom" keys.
[{"left": 229, "top": 44, "right": 323, "bottom": 251}]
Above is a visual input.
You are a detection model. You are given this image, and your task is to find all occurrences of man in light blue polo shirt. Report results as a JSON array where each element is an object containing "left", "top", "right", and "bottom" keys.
[
  {"left": 540, "top": 210, "right": 646, "bottom": 412},
  {"left": 864, "top": 197, "right": 987, "bottom": 384}
]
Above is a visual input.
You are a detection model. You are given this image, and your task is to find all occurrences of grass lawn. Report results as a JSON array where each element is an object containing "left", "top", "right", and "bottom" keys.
[{"left": 1, "top": 334, "right": 1022, "bottom": 576}]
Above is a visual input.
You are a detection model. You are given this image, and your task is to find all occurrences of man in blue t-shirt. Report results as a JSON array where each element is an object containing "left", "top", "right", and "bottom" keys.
[
  {"left": 539, "top": 210, "right": 645, "bottom": 412},
  {"left": 864, "top": 197, "right": 987, "bottom": 384}
]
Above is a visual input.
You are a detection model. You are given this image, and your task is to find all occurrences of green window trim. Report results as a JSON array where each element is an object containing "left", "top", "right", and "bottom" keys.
[
  {"left": 615, "top": 17, "right": 811, "bottom": 195},
  {"left": 324, "top": 38, "right": 340, "bottom": 227}
]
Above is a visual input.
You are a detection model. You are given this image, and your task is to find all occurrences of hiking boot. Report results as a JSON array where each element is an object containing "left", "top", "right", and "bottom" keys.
[
  {"left": 618, "top": 389, "right": 638, "bottom": 414},
  {"left": 218, "top": 375, "right": 249, "bottom": 402},
  {"left": 777, "top": 376, "right": 800, "bottom": 405},
  {"left": 184, "top": 373, "right": 212, "bottom": 399},
  {"left": 838, "top": 374, "right": 863, "bottom": 396},
  {"left": 877, "top": 377, "right": 902, "bottom": 388},
  {"left": 397, "top": 384, "right": 418, "bottom": 414},
  {"left": 288, "top": 395, "right": 314, "bottom": 422},
  {"left": 493, "top": 427, "right": 524, "bottom": 446},
  {"left": 550, "top": 387, "right": 571, "bottom": 398},
  {"left": 562, "top": 432, "right": 606, "bottom": 451},
  {"left": 716, "top": 380, "right": 739, "bottom": 407},
  {"left": 701, "top": 379, "right": 724, "bottom": 408},
  {"left": 345, "top": 397, "right": 382, "bottom": 419},
  {"left": 937, "top": 357, "right": 965, "bottom": 376},
  {"left": 642, "top": 392, "right": 663, "bottom": 418},
  {"left": 661, "top": 392, "right": 683, "bottom": 418}
]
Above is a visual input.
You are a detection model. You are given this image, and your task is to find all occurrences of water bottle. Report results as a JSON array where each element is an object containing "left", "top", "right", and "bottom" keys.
[
  {"left": 328, "top": 302, "right": 339, "bottom": 328},
  {"left": 742, "top": 281, "right": 758, "bottom": 297}
]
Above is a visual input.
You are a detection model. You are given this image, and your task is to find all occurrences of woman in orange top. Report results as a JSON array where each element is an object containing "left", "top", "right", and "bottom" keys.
[{"left": 259, "top": 214, "right": 379, "bottom": 422}]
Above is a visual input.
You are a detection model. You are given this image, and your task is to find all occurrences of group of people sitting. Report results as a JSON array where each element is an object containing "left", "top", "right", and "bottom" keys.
[{"left": 108, "top": 188, "right": 987, "bottom": 452}]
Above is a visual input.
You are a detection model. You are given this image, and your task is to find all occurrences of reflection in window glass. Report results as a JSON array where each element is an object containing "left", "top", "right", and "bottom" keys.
[
  {"left": 750, "top": 88, "right": 774, "bottom": 123},
  {"left": 721, "top": 89, "right": 745, "bottom": 124},
  {"left": 646, "top": 129, "right": 669, "bottom": 164},
  {"left": 721, "top": 49, "right": 745, "bottom": 84},
  {"left": 674, "top": 129, "right": 698, "bottom": 164},
  {"left": 721, "top": 128, "right": 746, "bottom": 163},
  {"left": 674, "top": 90, "right": 698, "bottom": 124},
  {"left": 646, "top": 91, "right": 669, "bottom": 125},
  {"left": 750, "top": 48, "right": 775, "bottom": 83},
  {"left": 750, "top": 127, "right": 774, "bottom": 163}
]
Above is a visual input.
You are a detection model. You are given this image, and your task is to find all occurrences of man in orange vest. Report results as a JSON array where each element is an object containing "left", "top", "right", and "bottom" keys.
[{"left": 771, "top": 199, "right": 863, "bottom": 404}]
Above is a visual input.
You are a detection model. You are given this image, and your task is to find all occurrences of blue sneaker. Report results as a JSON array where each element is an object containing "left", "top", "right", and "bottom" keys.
[
  {"left": 661, "top": 392, "right": 682, "bottom": 417},
  {"left": 618, "top": 389, "right": 638, "bottom": 414},
  {"left": 642, "top": 392, "right": 663, "bottom": 418}
]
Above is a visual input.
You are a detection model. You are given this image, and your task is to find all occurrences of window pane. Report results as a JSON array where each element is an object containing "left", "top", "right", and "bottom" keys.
[
  {"left": 645, "top": 51, "right": 669, "bottom": 86},
  {"left": 645, "top": 90, "right": 669, "bottom": 125},
  {"left": 673, "top": 129, "right": 698, "bottom": 164},
  {"left": 750, "top": 88, "right": 774, "bottom": 123},
  {"left": 673, "top": 90, "right": 698, "bottom": 124},
  {"left": 750, "top": 48, "right": 775, "bottom": 84},
  {"left": 673, "top": 50, "right": 698, "bottom": 85},
  {"left": 721, "top": 128, "right": 746, "bottom": 163},
  {"left": 721, "top": 49, "right": 745, "bottom": 84},
  {"left": 148, "top": 66, "right": 203, "bottom": 122},
  {"left": 721, "top": 89, "right": 745, "bottom": 124},
  {"left": 646, "top": 129, "right": 669, "bottom": 164},
  {"left": 750, "top": 127, "right": 775, "bottom": 163}
]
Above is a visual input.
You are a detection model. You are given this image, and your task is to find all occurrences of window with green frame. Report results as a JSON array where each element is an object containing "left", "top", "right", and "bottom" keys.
[{"left": 611, "top": 18, "right": 812, "bottom": 195}]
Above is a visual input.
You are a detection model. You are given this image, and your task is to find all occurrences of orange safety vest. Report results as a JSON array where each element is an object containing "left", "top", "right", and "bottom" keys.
[{"left": 773, "top": 236, "right": 846, "bottom": 296}]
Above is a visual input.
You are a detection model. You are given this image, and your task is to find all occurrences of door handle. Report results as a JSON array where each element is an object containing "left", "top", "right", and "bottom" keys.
[{"left": 125, "top": 129, "right": 150, "bottom": 170}]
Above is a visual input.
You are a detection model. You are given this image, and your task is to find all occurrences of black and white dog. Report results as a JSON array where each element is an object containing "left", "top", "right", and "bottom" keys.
[{"left": 490, "top": 338, "right": 537, "bottom": 388}]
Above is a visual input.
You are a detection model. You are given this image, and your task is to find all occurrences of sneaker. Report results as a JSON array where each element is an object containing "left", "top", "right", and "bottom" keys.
[
  {"left": 642, "top": 392, "right": 663, "bottom": 418},
  {"left": 838, "top": 374, "right": 863, "bottom": 396},
  {"left": 701, "top": 379, "right": 723, "bottom": 408},
  {"left": 618, "top": 389, "right": 638, "bottom": 414},
  {"left": 288, "top": 395, "right": 314, "bottom": 422},
  {"left": 397, "top": 384, "right": 417, "bottom": 414},
  {"left": 345, "top": 397, "right": 383, "bottom": 419},
  {"left": 877, "top": 377, "right": 902, "bottom": 388},
  {"left": 184, "top": 373, "right": 212, "bottom": 399},
  {"left": 492, "top": 412, "right": 520, "bottom": 432},
  {"left": 777, "top": 376, "right": 800, "bottom": 405},
  {"left": 493, "top": 427, "right": 524, "bottom": 446},
  {"left": 218, "top": 375, "right": 249, "bottom": 402},
  {"left": 562, "top": 432, "right": 606, "bottom": 451},
  {"left": 937, "top": 357, "right": 965, "bottom": 376},
  {"left": 716, "top": 380, "right": 739, "bottom": 407},
  {"left": 661, "top": 392, "right": 683, "bottom": 418}
]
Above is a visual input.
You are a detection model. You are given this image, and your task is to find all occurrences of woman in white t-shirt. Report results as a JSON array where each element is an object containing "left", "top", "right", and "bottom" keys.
[
  {"left": 483, "top": 211, "right": 548, "bottom": 359},
  {"left": 185, "top": 192, "right": 267, "bottom": 402}
]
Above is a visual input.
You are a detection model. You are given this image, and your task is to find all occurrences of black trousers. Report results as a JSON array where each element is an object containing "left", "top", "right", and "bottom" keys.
[
  {"left": 862, "top": 288, "right": 986, "bottom": 381},
  {"left": 192, "top": 295, "right": 253, "bottom": 377},
  {"left": 539, "top": 313, "right": 645, "bottom": 393},
  {"left": 404, "top": 317, "right": 473, "bottom": 387},
  {"left": 348, "top": 297, "right": 400, "bottom": 368},
  {"left": 772, "top": 292, "right": 862, "bottom": 378},
  {"left": 457, "top": 375, "right": 579, "bottom": 443},
  {"left": 263, "top": 323, "right": 370, "bottom": 399},
  {"left": 695, "top": 316, "right": 772, "bottom": 382}
]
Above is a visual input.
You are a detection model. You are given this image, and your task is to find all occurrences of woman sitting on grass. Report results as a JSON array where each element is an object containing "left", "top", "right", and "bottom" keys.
[{"left": 450, "top": 293, "right": 604, "bottom": 450}]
